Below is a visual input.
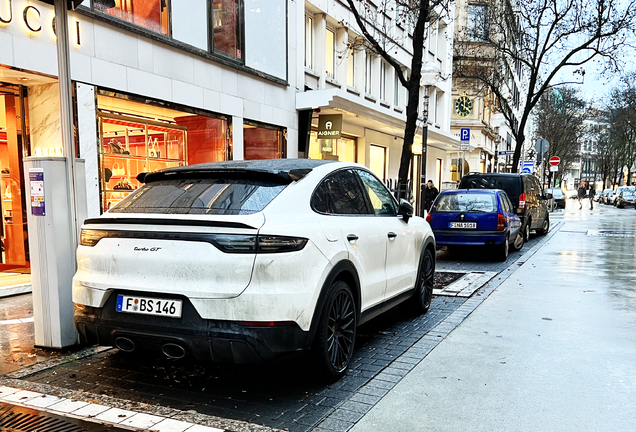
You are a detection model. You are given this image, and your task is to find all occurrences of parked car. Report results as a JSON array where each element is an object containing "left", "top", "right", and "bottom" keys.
[
  {"left": 545, "top": 187, "right": 566, "bottom": 208},
  {"left": 616, "top": 189, "right": 636, "bottom": 208},
  {"left": 566, "top": 188, "right": 579, "bottom": 199},
  {"left": 611, "top": 186, "right": 635, "bottom": 206},
  {"left": 427, "top": 189, "right": 523, "bottom": 261},
  {"left": 72, "top": 160, "right": 436, "bottom": 381},
  {"left": 600, "top": 189, "right": 613, "bottom": 204},
  {"left": 603, "top": 189, "right": 616, "bottom": 205},
  {"left": 458, "top": 172, "right": 550, "bottom": 242}
]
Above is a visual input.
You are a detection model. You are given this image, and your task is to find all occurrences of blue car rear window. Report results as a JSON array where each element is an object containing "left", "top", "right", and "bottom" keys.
[{"left": 433, "top": 193, "right": 497, "bottom": 212}]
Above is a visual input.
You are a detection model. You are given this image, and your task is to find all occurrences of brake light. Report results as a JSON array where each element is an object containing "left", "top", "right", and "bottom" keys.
[
  {"left": 518, "top": 193, "right": 526, "bottom": 212},
  {"left": 211, "top": 235, "right": 308, "bottom": 254},
  {"left": 497, "top": 214, "right": 506, "bottom": 230},
  {"left": 426, "top": 212, "right": 431, "bottom": 223},
  {"left": 79, "top": 229, "right": 109, "bottom": 246}
]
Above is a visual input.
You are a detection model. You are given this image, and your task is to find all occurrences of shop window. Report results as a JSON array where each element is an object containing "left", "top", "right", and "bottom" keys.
[
  {"left": 244, "top": 121, "right": 284, "bottom": 160},
  {"left": 347, "top": 47, "right": 356, "bottom": 88},
  {"left": 97, "top": 93, "right": 229, "bottom": 212},
  {"left": 308, "top": 132, "right": 356, "bottom": 162},
  {"left": 94, "top": 0, "right": 169, "bottom": 35},
  {"left": 213, "top": 0, "right": 242, "bottom": 59},
  {"left": 369, "top": 144, "right": 386, "bottom": 181},
  {"left": 326, "top": 28, "right": 335, "bottom": 79}
]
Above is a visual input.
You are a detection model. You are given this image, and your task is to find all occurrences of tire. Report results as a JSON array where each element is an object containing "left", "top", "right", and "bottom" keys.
[
  {"left": 511, "top": 230, "right": 524, "bottom": 251},
  {"left": 409, "top": 248, "right": 435, "bottom": 315},
  {"left": 496, "top": 235, "right": 509, "bottom": 261},
  {"left": 536, "top": 214, "right": 550, "bottom": 236},
  {"left": 522, "top": 220, "right": 531, "bottom": 242},
  {"left": 312, "top": 281, "right": 357, "bottom": 382}
]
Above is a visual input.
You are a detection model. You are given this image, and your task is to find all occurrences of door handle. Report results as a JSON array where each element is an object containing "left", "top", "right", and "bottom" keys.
[
  {"left": 347, "top": 234, "right": 359, "bottom": 242},
  {"left": 387, "top": 232, "right": 397, "bottom": 239}
]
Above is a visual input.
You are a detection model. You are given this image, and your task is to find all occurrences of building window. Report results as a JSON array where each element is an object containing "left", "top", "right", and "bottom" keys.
[
  {"left": 305, "top": 15, "right": 314, "bottom": 69},
  {"left": 94, "top": 0, "right": 169, "bottom": 35},
  {"left": 244, "top": 121, "right": 285, "bottom": 160},
  {"left": 326, "top": 28, "right": 336, "bottom": 78},
  {"left": 347, "top": 47, "right": 356, "bottom": 88},
  {"left": 369, "top": 144, "right": 387, "bottom": 181},
  {"left": 365, "top": 53, "right": 373, "bottom": 95},
  {"left": 467, "top": 4, "right": 488, "bottom": 41},
  {"left": 212, "top": 0, "right": 242, "bottom": 59},
  {"left": 380, "top": 62, "right": 388, "bottom": 102},
  {"left": 394, "top": 71, "right": 400, "bottom": 106}
]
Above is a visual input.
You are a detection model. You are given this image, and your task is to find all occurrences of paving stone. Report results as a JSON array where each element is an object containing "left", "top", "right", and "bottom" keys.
[
  {"left": 316, "top": 416, "right": 354, "bottom": 432},
  {"left": 329, "top": 408, "right": 365, "bottom": 423}
]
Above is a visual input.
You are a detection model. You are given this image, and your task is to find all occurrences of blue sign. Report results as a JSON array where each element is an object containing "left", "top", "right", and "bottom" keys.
[
  {"left": 29, "top": 169, "right": 45, "bottom": 216},
  {"left": 522, "top": 167, "right": 531, "bottom": 173},
  {"left": 460, "top": 128, "right": 470, "bottom": 141},
  {"left": 498, "top": 150, "right": 514, "bottom": 156}
]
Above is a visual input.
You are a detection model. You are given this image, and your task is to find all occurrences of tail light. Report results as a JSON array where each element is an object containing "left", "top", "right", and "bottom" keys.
[
  {"left": 210, "top": 235, "right": 308, "bottom": 254},
  {"left": 80, "top": 229, "right": 109, "bottom": 246},
  {"left": 497, "top": 214, "right": 506, "bottom": 230},
  {"left": 425, "top": 212, "right": 432, "bottom": 223},
  {"left": 518, "top": 193, "right": 526, "bottom": 213}
]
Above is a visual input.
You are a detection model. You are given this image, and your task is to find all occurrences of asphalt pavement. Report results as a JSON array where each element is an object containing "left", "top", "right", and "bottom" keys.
[{"left": 349, "top": 199, "right": 636, "bottom": 431}]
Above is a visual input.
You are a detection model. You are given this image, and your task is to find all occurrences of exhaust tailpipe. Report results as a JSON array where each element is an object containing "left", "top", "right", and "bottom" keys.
[
  {"left": 162, "top": 343, "right": 186, "bottom": 359},
  {"left": 114, "top": 337, "right": 135, "bottom": 352}
]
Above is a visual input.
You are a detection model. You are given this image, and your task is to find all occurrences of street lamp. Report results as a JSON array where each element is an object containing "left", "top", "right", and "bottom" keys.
[
  {"left": 490, "top": 113, "right": 505, "bottom": 173},
  {"left": 419, "top": 61, "right": 441, "bottom": 215}
]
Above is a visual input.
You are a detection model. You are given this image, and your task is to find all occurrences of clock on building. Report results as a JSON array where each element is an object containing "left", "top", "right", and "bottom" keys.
[{"left": 454, "top": 95, "right": 473, "bottom": 117}]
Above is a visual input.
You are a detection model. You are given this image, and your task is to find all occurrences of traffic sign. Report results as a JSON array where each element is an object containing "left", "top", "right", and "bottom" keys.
[
  {"left": 549, "top": 165, "right": 558, "bottom": 172},
  {"left": 535, "top": 138, "right": 550, "bottom": 154},
  {"left": 549, "top": 156, "right": 560, "bottom": 166},
  {"left": 498, "top": 150, "right": 514, "bottom": 156},
  {"left": 460, "top": 128, "right": 470, "bottom": 141}
]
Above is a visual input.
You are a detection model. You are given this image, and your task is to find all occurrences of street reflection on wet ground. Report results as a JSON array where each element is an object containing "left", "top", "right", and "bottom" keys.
[{"left": 0, "top": 294, "right": 60, "bottom": 376}]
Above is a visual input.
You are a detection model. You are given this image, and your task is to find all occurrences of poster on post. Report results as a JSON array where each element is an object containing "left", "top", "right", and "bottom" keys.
[{"left": 29, "top": 168, "right": 45, "bottom": 216}]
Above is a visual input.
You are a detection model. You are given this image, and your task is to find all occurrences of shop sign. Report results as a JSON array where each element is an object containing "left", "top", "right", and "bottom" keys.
[
  {"left": 0, "top": 0, "right": 82, "bottom": 46},
  {"left": 29, "top": 168, "right": 45, "bottom": 216},
  {"left": 317, "top": 114, "right": 342, "bottom": 140}
]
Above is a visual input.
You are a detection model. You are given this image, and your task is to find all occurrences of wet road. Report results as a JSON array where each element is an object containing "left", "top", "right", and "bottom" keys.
[{"left": 351, "top": 198, "right": 636, "bottom": 431}]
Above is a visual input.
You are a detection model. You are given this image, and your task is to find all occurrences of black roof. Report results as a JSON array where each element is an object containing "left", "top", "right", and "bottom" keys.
[{"left": 138, "top": 159, "right": 337, "bottom": 184}]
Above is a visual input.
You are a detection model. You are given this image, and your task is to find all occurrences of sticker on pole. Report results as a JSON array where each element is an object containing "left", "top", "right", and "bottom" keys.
[{"left": 29, "top": 168, "right": 45, "bottom": 216}]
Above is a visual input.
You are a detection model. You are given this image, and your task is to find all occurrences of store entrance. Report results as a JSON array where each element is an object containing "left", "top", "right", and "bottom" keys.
[{"left": 0, "top": 84, "right": 30, "bottom": 274}]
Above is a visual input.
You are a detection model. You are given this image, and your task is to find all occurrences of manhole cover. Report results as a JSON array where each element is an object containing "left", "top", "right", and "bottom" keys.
[{"left": 0, "top": 402, "right": 130, "bottom": 432}]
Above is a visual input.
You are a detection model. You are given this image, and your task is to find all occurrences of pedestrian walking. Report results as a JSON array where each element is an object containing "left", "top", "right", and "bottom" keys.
[
  {"left": 578, "top": 185, "right": 586, "bottom": 209},
  {"left": 423, "top": 180, "right": 439, "bottom": 212},
  {"left": 589, "top": 186, "right": 596, "bottom": 210}
]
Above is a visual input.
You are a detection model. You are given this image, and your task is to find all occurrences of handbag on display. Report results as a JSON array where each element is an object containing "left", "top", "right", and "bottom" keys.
[
  {"left": 112, "top": 163, "right": 125, "bottom": 176},
  {"left": 148, "top": 138, "right": 160, "bottom": 158},
  {"left": 113, "top": 178, "right": 134, "bottom": 190},
  {"left": 107, "top": 139, "right": 130, "bottom": 155}
]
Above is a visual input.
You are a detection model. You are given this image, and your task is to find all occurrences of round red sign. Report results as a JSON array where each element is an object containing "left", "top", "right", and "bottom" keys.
[{"left": 549, "top": 156, "right": 560, "bottom": 166}]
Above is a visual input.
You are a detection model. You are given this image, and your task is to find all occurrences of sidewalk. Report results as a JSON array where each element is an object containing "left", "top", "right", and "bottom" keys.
[
  {"left": 349, "top": 206, "right": 636, "bottom": 431},
  {"left": 0, "top": 272, "right": 31, "bottom": 298}
]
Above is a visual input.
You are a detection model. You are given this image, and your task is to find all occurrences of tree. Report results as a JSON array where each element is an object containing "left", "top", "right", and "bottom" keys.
[
  {"left": 343, "top": 0, "right": 452, "bottom": 198},
  {"left": 533, "top": 87, "right": 586, "bottom": 186},
  {"left": 454, "top": 0, "right": 636, "bottom": 172},
  {"left": 606, "top": 77, "right": 636, "bottom": 186}
]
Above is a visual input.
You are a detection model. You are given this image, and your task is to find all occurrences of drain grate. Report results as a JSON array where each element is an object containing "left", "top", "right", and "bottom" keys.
[{"left": 0, "top": 403, "right": 130, "bottom": 432}]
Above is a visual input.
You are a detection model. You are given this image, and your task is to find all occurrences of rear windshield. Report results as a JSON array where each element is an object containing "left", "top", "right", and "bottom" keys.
[
  {"left": 460, "top": 176, "right": 521, "bottom": 198},
  {"left": 547, "top": 188, "right": 564, "bottom": 198},
  {"left": 109, "top": 178, "right": 286, "bottom": 215},
  {"left": 432, "top": 193, "right": 497, "bottom": 213}
]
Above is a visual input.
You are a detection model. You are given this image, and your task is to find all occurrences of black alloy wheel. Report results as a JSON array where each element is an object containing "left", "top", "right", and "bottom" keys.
[
  {"left": 496, "top": 235, "right": 509, "bottom": 261},
  {"left": 522, "top": 220, "right": 531, "bottom": 242},
  {"left": 410, "top": 248, "right": 435, "bottom": 314},
  {"left": 511, "top": 230, "right": 524, "bottom": 251},
  {"left": 313, "top": 281, "right": 357, "bottom": 381},
  {"left": 537, "top": 214, "right": 550, "bottom": 236}
]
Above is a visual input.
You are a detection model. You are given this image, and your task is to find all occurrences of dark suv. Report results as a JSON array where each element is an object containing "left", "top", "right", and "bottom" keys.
[{"left": 458, "top": 173, "right": 550, "bottom": 241}]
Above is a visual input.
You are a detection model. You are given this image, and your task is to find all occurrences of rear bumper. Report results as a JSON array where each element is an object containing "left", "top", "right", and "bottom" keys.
[
  {"left": 433, "top": 229, "right": 508, "bottom": 247},
  {"left": 74, "top": 292, "right": 312, "bottom": 364}
]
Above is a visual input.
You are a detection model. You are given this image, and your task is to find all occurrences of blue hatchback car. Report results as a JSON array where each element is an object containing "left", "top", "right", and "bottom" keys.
[{"left": 426, "top": 189, "right": 523, "bottom": 261}]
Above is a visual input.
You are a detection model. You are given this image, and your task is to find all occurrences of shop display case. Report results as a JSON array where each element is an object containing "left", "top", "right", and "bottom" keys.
[{"left": 99, "top": 114, "right": 187, "bottom": 211}]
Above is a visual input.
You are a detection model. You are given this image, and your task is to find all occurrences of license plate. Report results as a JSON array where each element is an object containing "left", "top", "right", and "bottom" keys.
[
  {"left": 116, "top": 295, "right": 182, "bottom": 318},
  {"left": 449, "top": 222, "right": 477, "bottom": 229}
]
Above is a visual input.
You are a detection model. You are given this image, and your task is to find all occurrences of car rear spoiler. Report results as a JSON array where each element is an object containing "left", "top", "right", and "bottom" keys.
[{"left": 136, "top": 168, "right": 313, "bottom": 184}]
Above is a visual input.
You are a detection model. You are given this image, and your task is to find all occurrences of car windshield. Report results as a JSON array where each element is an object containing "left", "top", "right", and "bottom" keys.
[
  {"left": 547, "top": 189, "right": 564, "bottom": 198},
  {"left": 623, "top": 191, "right": 636, "bottom": 197},
  {"left": 432, "top": 193, "right": 497, "bottom": 213},
  {"left": 109, "top": 178, "right": 287, "bottom": 215}
]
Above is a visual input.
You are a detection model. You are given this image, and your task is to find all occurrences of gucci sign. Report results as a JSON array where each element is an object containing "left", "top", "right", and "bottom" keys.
[{"left": 0, "top": 0, "right": 82, "bottom": 45}]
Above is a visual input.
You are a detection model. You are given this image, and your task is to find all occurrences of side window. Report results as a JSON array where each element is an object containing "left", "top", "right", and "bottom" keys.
[
  {"left": 356, "top": 169, "right": 398, "bottom": 215},
  {"left": 501, "top": 194, "right": 513, "bottom": 213},
  {"left": 311, "top": 170, "right": 370, "bottom": 215}
]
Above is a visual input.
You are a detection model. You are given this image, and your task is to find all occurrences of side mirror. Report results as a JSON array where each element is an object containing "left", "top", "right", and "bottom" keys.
[
  {"left": 544, "top": 193, "right": 553, "bottom": 200},
  {"left": 397, "top": 199, "right": 413, "bottom": 222}
]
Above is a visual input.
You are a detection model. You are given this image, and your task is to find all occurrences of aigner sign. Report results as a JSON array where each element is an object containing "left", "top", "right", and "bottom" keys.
[
  {"left": 0, "top": 0, "right": 82, "bottom": 45},
  {"left": 316, "top": 114, "right": 343, "bottom": 140}
]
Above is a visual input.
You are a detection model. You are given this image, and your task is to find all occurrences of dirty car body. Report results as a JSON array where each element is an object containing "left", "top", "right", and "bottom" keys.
[{"left": 72, "top": 160, "right": 436, "bottom": 380}]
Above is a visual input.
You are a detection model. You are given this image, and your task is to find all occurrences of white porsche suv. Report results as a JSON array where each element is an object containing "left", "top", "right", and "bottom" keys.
[{"left": 73, "top": 160, "right": 436, "bottom": 380}]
